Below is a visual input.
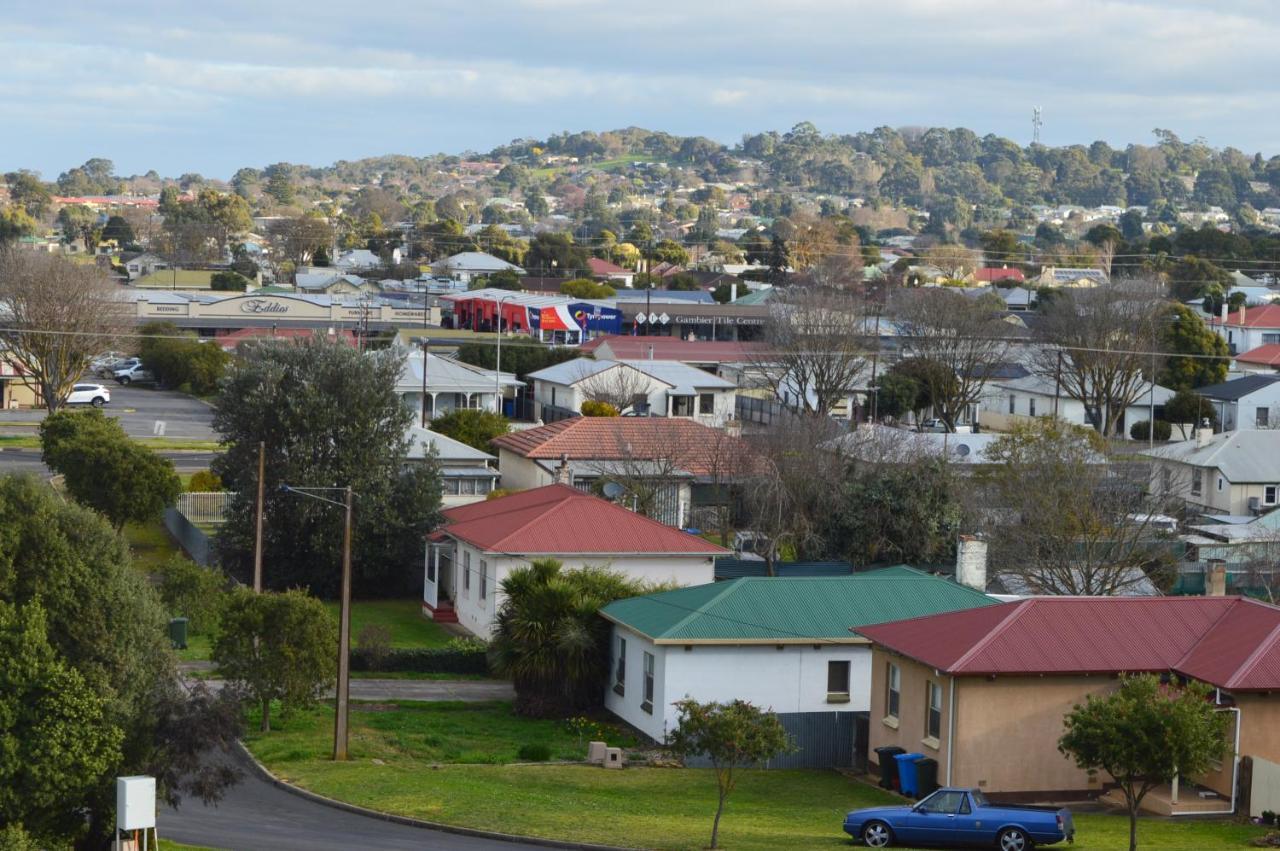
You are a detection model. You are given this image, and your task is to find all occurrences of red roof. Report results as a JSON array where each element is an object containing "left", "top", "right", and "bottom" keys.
[
  {"left": 1215, "top": 304, "right": 1280, "bottom": 329},
  {"left": 436, "top": 484, "right": 728, "bottom": 556},
  {"left": 1236, "top": 344, "right": 1280, "bottom": 367},
  {"left": 857, "top": 596, "right": 1280, "bottom": 690},
  {"left": 587, "top": 257, "right": 630, "bottom": 276},
  {"left": 973, "top": 267, "right": 1026, "bottom": 283},
  {"left": 489, "top": 418, "right": 753, "bottom": 477},
  {"left": 581, "top": 335, "right": 768, "bottom": 363}
]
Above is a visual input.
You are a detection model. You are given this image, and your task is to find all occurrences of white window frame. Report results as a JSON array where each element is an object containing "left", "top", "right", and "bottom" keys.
[
  {"left": 641, "top": 651, "right": 655, "bottom": 714},
  {"left": 463, "top": 550, "right": 471, "bottom": 594},
  {"left": 479, "top": 559, "right": 488, "bottom": 600},
  {"left": 613, "top": 637, "right": 626, "bottom": 696},
  {"left": 925, "top": 680, "right": 942, "bottom": 741},
  {"left": 1266, "top": 485, "right": 1278, "bottom": 506},
  {"left": 886, "top": 662, "right": 901, "bottom": 720}
]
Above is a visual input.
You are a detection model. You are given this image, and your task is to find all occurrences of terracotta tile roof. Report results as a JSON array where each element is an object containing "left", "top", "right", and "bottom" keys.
[
  {"left": 490, "top": 418, "right": 751, "bottom": 477},
  {"left": 1236, "top": 344, "right": 1280, "bottom": 366},
  {"left": 856, "top": 596, "right": 1280, "bottom": 690},
  {"left": 436, "top": 483, "right": 729, "bottom": 556}
]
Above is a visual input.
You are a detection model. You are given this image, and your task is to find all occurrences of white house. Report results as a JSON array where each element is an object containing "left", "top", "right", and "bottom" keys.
[
  {"left": 397, "top": 350, "right": 523, "bottom": 420},
  {"left": 599, "top": 567, "right": 997, "bottom": 753},
  {"left": 423, "top": 484, "right": 728, "bottom": 639},
  {"left": 979, "top": 373, "right": 1174, "bottom": 438},
  {"left": 124, "top": 253, "right": 169, "bottom": 280},
  {"left": 404, "top": 426, "right": 499, "bottom": 507},
  {"left": 1143, "top": 429, "right": 1280, "bottom": 516},
  {"left": 432, "top": 251, "right": 525, "bottom": 284},
  {"left": 335, "top": 248, "right": 395, "bottom": 271},
  {"left": 526, "top": 358, "right": 736, "bottom": 425},
  {"left": 1210, "top": 304, "right": 1280, "bottom": 357},
  {"left": 1196, "top": 374, "right": 1280, "bottom": 431}
]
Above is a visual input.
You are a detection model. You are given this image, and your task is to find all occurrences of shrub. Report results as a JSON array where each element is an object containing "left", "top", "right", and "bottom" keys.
[
  {"left": 445, "top": 635, "right": 488, "bottom": 653},
  {"left": 158, "top": 556, "right": 229, "bottom": 635},
  {"left": 1130, "top": 420, "right": 1173, "bottom": 441},
  {"left": 356, "top": 623, "right": 393, "bottom": 669},
  {"left": 349, "top": 645, "right": 489, "bottom": 675},
  {"left": 517, "top": 743, "right": 552, "bottom": 762},
  {"left": 187, "top": 470, "right": 224, "bottom": 492},
  {"left": 487, "top": 488, "right": 517, "bottom": 501},
  {"left": 580, "top": 400, "right": 620, "bottom": 417}
]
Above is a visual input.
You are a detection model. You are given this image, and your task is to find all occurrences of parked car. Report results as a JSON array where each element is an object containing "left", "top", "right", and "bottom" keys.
[
  {"left": 65, "top": 383, "right": 111, "bottom": 407},
  {"left": 90, "top": 352, "right": 127, "bottom": 375},
  {"left": 112, "top": 363, "right": 155, "bottom": 386},
  {"left": 843, "top": 787, "right": 1073, "bottom": 849},
  {"left": 918, "top": 419, "right": 973, "bottom": 434},
  {"left": 100, "top": 356, "right": 140, "bottom": 377}
]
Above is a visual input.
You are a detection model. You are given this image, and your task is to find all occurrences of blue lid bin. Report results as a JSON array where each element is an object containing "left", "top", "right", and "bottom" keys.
[{"left": 895, "top": 752, "right": 926, "bottom": 797}]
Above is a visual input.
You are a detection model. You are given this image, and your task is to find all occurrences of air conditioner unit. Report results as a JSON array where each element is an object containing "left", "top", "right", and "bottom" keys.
[{"left": 1249, "top": 496, "right": 1262, "bottom": 514}]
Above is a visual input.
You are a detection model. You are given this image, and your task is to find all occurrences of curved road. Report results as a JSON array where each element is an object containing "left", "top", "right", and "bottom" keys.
[{"left": 163, "top": 748, "right": 543, "bottom": 851}]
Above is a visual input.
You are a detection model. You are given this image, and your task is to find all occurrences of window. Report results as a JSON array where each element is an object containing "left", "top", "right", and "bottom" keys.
[
  {"left": 699, "top": 393, "right": 715, "bottom": 415},
  {"left": 1008, "top": 394, "right": 1016, "bottom": 415},
  {"left": 1218, "top": 476, "right": 1225, "bottom": 492},
  {"left": 463, "top": 550, "right": 471, "bottom": 594},
  {"left": 479, "top": 560, "right": 488, "bottom": 600},
  {"left": 1267, "top": 485, "right": 1279, "bottom": 505},
  {"left": 551, "top": 387, "right": 557, "bottom": 406},
  {"left": 1029, "top": 398, "right": 1036, "bottom": 417},
  {"left": 925, "top": 681, "right": 942, "bottom": 741},
  {"left": 672, "top": 395, "right": 695, "bottom": 417},
  {"left": 613, "top": 638, "right": 626, "bottom": 696},
  {"left": 827, "top": 660, "right": 851, "bottom": 699},
  {"left": 1265, "top": 333, "right": 1280, "bottom": 345},
  {"left": 641, "top": 652, "right": 655, "bottom": 713},
  {"left": 1191, "top": 469, "right": 1203, "bottom": 496},
  {"left": 917, "top": 789, "right": 966, "bottom": 814},
  {"left": 886, "top": 663, "right": 900, "bottom": 719},
  {"left": 1259, "top": 408, "right": 1271, "bottom": 429}
]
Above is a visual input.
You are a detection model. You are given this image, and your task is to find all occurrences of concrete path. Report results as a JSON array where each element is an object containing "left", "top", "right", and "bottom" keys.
[{"left": 192, "top": 676, "right": 516, "bottom": 702}]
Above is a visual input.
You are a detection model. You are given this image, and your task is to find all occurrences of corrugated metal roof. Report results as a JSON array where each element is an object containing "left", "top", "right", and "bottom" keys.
[
  {"left": 857, "top": 596, "right": 1280, "bottom": 690},
  {"left": 436, "top": 484, "right": 728, "bottom": 556},
  {"left": 1143, "top": 430, "right": 1280, "bottom": 483},
  {"left": 601, "top": 567, "right": 997, "bottom": 643}
]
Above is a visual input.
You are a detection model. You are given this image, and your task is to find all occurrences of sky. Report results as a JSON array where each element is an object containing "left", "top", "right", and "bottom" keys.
[{"left": 4, "top": 0, "right": 1280, "bottom": 180}]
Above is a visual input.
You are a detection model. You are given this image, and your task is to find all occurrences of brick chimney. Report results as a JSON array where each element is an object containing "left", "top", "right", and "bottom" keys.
[
  {"left": 956, "top": 535, "right": 988, "bottom": 592},
  {"left": 1207, "top": 559, "right": 1227, "bottom": 597},
  {"left": 1196, "top": 419, "right": 1215, "bottom": 447},
  {"left": 554, "top": 452, "right": 572, "bottom": 485}
]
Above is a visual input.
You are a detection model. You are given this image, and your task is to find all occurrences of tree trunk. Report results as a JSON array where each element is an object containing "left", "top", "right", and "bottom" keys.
[
  {"left": 1128, "top": 805, "right": 1137, "bottom": 851},
  {"left": 261, "top": 697, "right": 271, "bottom": 732},
  {"left": 710, "top": 787, "right": 727, "bottom": 849}
]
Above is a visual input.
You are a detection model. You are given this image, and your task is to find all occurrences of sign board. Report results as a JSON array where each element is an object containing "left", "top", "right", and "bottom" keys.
[
  {"left": 116, "top": 776, "right": 156, "bottom": 831},
  {"left": 658, "top": 312, "right": 670, "bottom": 324},
  {"left": 634, "top": 313, "right": 647, "bottom": 324},
  {"left": 648, "top": 312, "right": 660, "bottom": 324}
]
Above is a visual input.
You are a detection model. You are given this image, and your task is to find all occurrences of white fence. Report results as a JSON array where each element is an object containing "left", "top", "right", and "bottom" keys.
[
  {"left": 1252, "top": 756, "right": 1280, "bottom": 818},
  {"left": 175, "top": 491, "right": 234, "bottom": 525}
]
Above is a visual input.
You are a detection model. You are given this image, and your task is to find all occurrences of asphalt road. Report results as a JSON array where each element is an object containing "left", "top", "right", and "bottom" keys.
[
  {"left": 0, "top": 380, "right": 217, "bottom": 440},
  {"left": 163, "top": 749, "right": 542, "bottom": 851},
  {"left": 0, "top": 448, "right": 218, "bottom": 475}
]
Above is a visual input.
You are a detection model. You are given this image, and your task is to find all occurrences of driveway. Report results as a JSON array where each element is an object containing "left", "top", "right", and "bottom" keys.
[
  {"left": 163, "top": 748, "right": 540, "bottom": 851},
  {"left": 0, "top": 381, "right": 217, "bottom": 440}
]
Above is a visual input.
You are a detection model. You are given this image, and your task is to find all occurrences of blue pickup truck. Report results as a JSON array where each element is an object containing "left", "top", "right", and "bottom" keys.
[{"left": 844, "top": 787, "right": 1074, "bottom": 849}]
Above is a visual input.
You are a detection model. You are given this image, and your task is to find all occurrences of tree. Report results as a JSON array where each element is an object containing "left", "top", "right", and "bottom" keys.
[
  {"left": 1059, "top": 675, "right": 1229, "bottom": 851},
  {"left": 489, "top": 560, "right": 647, "bottom": 717},
  {"left": 213, "top": 587, "right": 337, "bottom": 732},
  {"left": 1160, "top": 303, "right": 1228, "bottom": 390},
  {"left": 922, "top": 244, "right": 978, "bottom": 280},
  {"left": 0, "top": 249, "right": 130, "bottom": 412},
  {"left": 211, "top": 340, "right": 443, "bottom": 596},
  {"left": 0, "top": 205, "right": 37, "bottom": 243},
  {"left": 4, "top": 170, "right": 52, "bottom": 217},
  {"left": 101, "top": 214, "right": 136, "bottom": 245},
  {"left": 559, "top": 277, "right": 615, "bottom": 299},
  {"left": 579, "top": 400, "right": 619, "bottom": 417},
  {"left": 58, "top": 203, "right": 100, "bottom": 249},
  {"left": 893, "top": 289, "right": 1011, "bottom": 430},
  {"left": 139, "top": 322, "right": 232, "bottom": 394},
  {"left": 575, "top": 362, "right": 654, "bottom": 414},
  {"left": 525, "top": 232, "right": 589, "bottom": 276},
  {"left": 211, "top": 270, "right": 251, "bottom": 291},
  {"left": 267, "top": 215, "right": 334, "bottom": 271},
  {"left": 1163, "top": 389, "right": 1218, "bottom": 433},
  {"left": 264, "top": 162, "right": 297, "bottom": 205},
  {"left": 872, "top": 370, "right": 921, "bottom": 420},
  {"left": 1169, "top": 256, "right": 1232, "bottom": 302},
  {"left": 455, "top": 338, "right": 579, "bottom": 380},
  {"left": 40, "top": 409, "right": 182, "bottom": 531},
  {"left": 667, "top": 699, "right": 792, "bottom": 850},
  {"left": 756, "top": 286, "right": 868, "bottom": 416},
  {"left": 429, "top": 408, "right": 511, "bottom": 451},
  {"left": 979, "top": 229, "right": 1021, "bottom": 264},
  {"left": 976, "top": 420, "right": 1177, "bottom": 595}
]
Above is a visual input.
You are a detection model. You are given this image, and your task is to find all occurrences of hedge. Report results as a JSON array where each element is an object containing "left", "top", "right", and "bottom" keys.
[{"left": 349, "top": 646, "right": 489, "bottom": 675}]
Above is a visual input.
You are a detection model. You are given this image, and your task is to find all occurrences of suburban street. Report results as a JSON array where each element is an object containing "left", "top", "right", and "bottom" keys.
[
  {"left": 162, "top": 749, "right": 541, "bottom": 851},
  {"left": 0, "top": 380, "right": 217, "bottom": 440}
]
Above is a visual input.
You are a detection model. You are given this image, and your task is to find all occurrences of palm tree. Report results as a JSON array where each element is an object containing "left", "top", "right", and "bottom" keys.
[{"left": 489, "top": 559, "right": 647, "bottom": 718}]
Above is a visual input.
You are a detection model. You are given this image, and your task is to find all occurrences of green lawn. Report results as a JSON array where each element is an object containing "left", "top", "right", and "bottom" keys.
[
  {"left": 247, "top": 700, "right": 634, "bottom": 765},
  {"left": 177, "top": 632, "right": 212, "bottom": 663},
  {"left": 0, "top": 433, "right": 220, "bottom": 451},
  {"left": 324, "top": 599, "right": 452, "bottom": 649},
  {"left": 124, "top": 517, "right": 185, "bottom": 574}
]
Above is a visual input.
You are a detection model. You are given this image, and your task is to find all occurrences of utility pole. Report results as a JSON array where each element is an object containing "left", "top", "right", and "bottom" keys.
[
  {"left": 334, "top": 486, "right": 353, "bottom": 762},
  {"left": 419, "top": 338, "right": 430, "bottom": 427},
  {"left": 1053, "top": 350, "right": 1063, "bottom": 419},
  {"left": 253, "top": 441, "right": 265, "bottom": 592}
]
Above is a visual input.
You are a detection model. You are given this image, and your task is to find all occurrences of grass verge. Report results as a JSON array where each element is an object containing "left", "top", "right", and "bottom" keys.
[
  {"left": 124, "top": 517, "right": 185, "bottom": 573},
  {"left": 325, "top": 599, "right": 453, "bottom": 649}
]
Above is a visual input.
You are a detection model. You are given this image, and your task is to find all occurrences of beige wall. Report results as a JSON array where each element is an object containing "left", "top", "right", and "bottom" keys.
[
  {"left": 868, "top": 653, "right": 953, "bottom": 771},
  {"left": 137, "top": 294, "right": 440, "bottom": 326},
  {"left": 1201, "top": 694, "right": 1280, "bottom": 798},
  {"left": 496, "top": 450, "right": 552, "bottom": 491}
]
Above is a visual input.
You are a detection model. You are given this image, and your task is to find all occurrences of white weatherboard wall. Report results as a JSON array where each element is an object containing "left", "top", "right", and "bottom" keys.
[
  {"left": 448, "top": 545, "right": 716, "bottom": 640},
  {"left": 604, "top": 624, "right": 872, "bottom": 743}
]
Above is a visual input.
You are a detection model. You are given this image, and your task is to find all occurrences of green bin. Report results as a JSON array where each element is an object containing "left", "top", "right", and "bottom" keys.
[{"left": 168, "top": 617, "right": 189, "bottom": 650}]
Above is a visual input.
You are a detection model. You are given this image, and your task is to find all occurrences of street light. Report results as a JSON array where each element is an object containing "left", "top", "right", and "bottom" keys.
[
  {"left": 495, "top": 294, "right": 514, "bottom": 415},
  {"left": 279, "top": 484, "right": 354, "bottom": 762}
]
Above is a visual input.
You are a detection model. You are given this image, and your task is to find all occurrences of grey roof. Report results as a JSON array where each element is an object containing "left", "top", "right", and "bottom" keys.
[
  {"left": 994, "top": 373, "right": 1174, "bottom": 404},
  {"left": 434, "top": 251, "right": 524, "bottom": 274},
  {"left": 826, "top": 426, "right": 1007, "bottom": 465},
  {"left": 528, "top": 358, "right": 734, "bottom": 392},
  {"left": 1143, "top": 430, "right": 1280, "bottom": 482},
  {"left": 398, "top": 352, "right": 522, "bottom": 393},
  {"left": 527, "top": 358, "right": 616, "bottom": 384},
  {"left": 404, "top": 426, "right": 495, "bottom": 464},
  {"left": 1196, "top": 374, "right": 1280, "bottom": 402}
]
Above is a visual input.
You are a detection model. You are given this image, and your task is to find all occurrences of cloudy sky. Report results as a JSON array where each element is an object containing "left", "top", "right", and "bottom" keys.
[{"left": 4, "top": 0, "right": 1278, "bottom": 179}]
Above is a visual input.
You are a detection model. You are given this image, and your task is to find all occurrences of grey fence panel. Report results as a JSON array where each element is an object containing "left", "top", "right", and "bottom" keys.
[
  {"left": 164, "top": 507, "right": 213, "bottom": 566},
  {"left": 683, "top": 711, "right": 865, "bottom": 770}
]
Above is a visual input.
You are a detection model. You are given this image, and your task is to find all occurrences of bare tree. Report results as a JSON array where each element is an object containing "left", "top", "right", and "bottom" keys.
[
  {"left": 973, "top": 419, "right": 1180, "bottom": 595},
  {"left": 0, "top": 249, "right": 131, "bottom": 411},
  {"left": 267, "top": 215, "right": 335, "bottom": 270},
  {"left": 754, "top": 286, "right": 870, "bottom": 417},
  {"left": 892, "top": 288, "right": 1012, "bottom": 430},
  {"left": 576, "top": 362, "right": 654, "bottom": 414},
  {"left": 1035, "top": 279, "right": 1162, "bottom": 437},
  {"left": 922, "top": 244, "right": 978, "bottom": 280}
]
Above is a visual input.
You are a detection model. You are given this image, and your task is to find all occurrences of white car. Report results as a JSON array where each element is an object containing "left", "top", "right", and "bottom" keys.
[
  {"left": 66, "top": 383, "right": 110, "bottom": 407},
  {"left": 113, "top": 363, "right": 155, "bottom": 385}
]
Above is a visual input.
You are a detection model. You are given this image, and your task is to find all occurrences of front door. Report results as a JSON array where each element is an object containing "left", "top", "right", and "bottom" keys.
[{"left": 423, "top": 545, "right": 439, "bottom": 609}]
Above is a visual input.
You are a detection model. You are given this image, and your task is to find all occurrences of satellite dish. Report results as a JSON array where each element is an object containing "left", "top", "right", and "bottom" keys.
[
  {"left": 602, "top": 481, "right": 626, "bottom": 500},
  {"left": 954, "top": 444, "right": 971, "bottom": 457}
]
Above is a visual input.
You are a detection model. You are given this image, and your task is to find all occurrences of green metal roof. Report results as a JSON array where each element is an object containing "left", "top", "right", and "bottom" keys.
[{"left": 600, "top": 565, "right": 997, "bottom": 643}]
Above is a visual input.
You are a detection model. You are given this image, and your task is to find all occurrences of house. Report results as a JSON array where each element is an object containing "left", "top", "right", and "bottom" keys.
[
  {"left": 396, "top": 350, "right": 523, "bottom": 421},
  {"left": 489, "top": 417, "right": 752, "bottom": 527},
  {"left": 526, "top": 358, "right": 736, "bottom": 425},
  {"left": 124, "top": 253, "right": 170, "bottom": 280},
  {"left": 423, "top": 484, "right": 727, "bottom": 638},
  {"left": 335, "top": 248, "right": 393, "bottom": 271},
  {"left": 1196, "top": 374, "right": 1280, "bottom": 431},
  {"left": 587, "top": 257, "right": 635, "bottom": 288},
  {"left": 859, "top": 595, "right": 1280, "bottom": 813},
  {"left": 432, "top": 251, "right": 525, "bottom": 284},
  {"left": 972, "top": 267, "right": 1026, "bottom": 285},
  {"left": 979, "top": 373, "right": 1173, "bottom": 438},
  {"left": 1235, "top": 344, "right": 1280, "bottom": 374},
  {"left": 1037, "top": 267, "right": 1108, "bottom": 287},
  {"left": 825, "top": 425, "right": 1008, "bottom": 469},
  {"left": 1210, "top": 304, "right": 1280, "bottom": 356},
  {"left": 294, "top": 272, "right": 380, "bottom": 296},
  {"left": 579, "top": 336, "right": 768, "bottom": 376},
  {"left": 404, "top": 426, "right": 498, "bottom": 507},
  {"left": 599, "top": 567, "right": 997, "bottom": 760},
  {"left": 1143, "top": 428, "right": 1280, "bottom": 516}
]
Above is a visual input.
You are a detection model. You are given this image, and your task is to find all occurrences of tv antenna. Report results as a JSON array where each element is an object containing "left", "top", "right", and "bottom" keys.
[{"left": 1032, "top": 106, "right": 1043, "bottom": 145}]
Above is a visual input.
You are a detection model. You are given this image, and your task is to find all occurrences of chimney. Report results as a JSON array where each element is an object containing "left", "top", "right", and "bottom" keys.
[
  {"left": 725, "top": 419, "right": 742, "bottom": 438},
  {"left": 1196, "top": 418, "right": 1214, "bottom": 447},
  {"left": 730, "top": 283, "right": 738, "bottom": 303},
  {"left": 554, "top": 452, "right": 572, "bottom": 486},
  {"left": 1239, "top": 305, "right": 1247, "bottom": 325},
  {"left": 1220, "top": 300, "right": 1229, "bottom": 322},
  {"left": 956, "top": 535, "right": 988, "bottom": 592},
  {"left": 1207, "top": 559, "right": 1227, "bottom": 597}
]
